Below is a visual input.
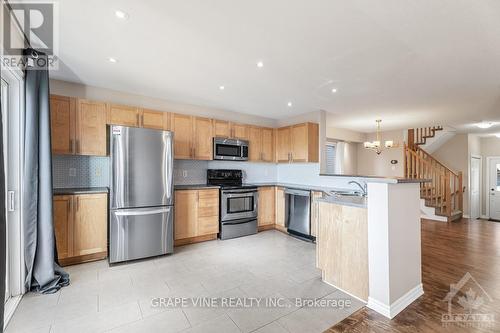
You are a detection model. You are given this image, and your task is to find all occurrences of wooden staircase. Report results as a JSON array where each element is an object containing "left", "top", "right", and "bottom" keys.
[{"left": 405, "top": 127, "right": 464, "bottom": 222}]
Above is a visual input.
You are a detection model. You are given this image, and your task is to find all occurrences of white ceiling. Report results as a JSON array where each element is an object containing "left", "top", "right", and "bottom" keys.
[{"left": 44, "top": 0, "right": 500, "bottom": 133}]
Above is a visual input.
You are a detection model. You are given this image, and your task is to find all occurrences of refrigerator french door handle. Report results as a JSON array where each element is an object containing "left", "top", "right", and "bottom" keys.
[{"left": 114, "top": 207, "right": 171, "bottom": 216}]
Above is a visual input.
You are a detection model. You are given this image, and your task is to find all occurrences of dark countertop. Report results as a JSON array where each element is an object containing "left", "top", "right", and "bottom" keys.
[
  {"left": 174, "top": 184, "right": 221, "bottom": 190},
  {"left": 53, "top": 187, "right": 109, "bottom": 195}
]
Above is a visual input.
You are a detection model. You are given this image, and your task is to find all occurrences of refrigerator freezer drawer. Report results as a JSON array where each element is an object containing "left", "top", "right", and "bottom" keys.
[{"left": 109, "top": 206, "right": 174, "bottom": 263}]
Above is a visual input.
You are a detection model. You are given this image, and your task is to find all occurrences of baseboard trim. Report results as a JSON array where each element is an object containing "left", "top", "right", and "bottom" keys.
[
  {"left": 3, "top": 295, "right": 22, "bottom": 328},
  {"left": 60, "top": 251, "right": 108, "bottom": 267},
  {"left": 174, "top": 234, "right": 217, "bottom": 246},
  {"left": 258, "top": 224, "right": 275, "bottom": 232},
  {"left": 321, "top": 279, "right": 367, "bottom": 304},
  {"left": 480, "top": 215, "right": 489, "bottom": 220},
  {"left": 367, "top": 284, "right": 424, "bottom": 319},
  {"left": 463, "top": 214, "right": 470, "bottom": 218}
]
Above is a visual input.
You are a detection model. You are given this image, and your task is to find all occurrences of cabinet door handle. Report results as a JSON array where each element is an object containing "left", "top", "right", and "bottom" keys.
[
  {"left": 76, "top": 140, "right": 80, "bottom": 154},
  {"left": 76, "top": 197, "right": 80, "bottom": 211},
  {"left": 136, "top": 113, "right": 140, "bottom": 126},
  {"left": 141, "top": 114, "right": 144, "bottom": 127},
  {"left": 70, "top": 139, "right": 74, "bottom": 154}
]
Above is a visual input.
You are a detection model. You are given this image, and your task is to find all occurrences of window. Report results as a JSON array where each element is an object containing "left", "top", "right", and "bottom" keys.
[{"left": 325, "top": 143, "right": 336, "bottom": 174}]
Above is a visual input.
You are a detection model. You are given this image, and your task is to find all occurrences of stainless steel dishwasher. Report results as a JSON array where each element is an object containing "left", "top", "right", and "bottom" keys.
[{"left": 285, "top": 188, "right": 314, "bottom": 241}]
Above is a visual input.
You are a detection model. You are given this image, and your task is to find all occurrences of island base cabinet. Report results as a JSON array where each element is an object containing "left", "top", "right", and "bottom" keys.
[
  {"left": 317, "top": 202, "right": 368, "bottom": 301},
  {"left": 54, "top": 193, "right": 108, "bottom": 266}
]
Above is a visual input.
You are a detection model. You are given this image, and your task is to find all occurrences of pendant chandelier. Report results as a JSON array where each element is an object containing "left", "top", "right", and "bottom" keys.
[{"left": 363, "top": 120, "right": 399, "bottom": 154}]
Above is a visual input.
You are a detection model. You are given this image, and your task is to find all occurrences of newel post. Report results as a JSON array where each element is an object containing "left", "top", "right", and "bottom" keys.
[{"left": 458, "top": 171, "right": 463, "bottom": 212}]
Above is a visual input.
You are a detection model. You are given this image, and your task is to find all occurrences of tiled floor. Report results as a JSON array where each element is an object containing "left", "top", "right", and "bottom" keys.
[{"left": 6, "top": 230, "right": 364, "bottom": 333}]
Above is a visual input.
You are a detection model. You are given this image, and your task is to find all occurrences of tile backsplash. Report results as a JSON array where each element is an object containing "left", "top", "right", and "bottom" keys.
[
  {"left": 53, "top": 155, "right": 110, "bottom": 188},
  {"left": 53, "top": 157, "right": 278, "bottom": 188}
]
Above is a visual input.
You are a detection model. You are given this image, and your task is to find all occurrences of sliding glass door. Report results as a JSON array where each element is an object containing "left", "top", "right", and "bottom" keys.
[{"left": 1, "top": 64, "right": 24, "bottom": 326}]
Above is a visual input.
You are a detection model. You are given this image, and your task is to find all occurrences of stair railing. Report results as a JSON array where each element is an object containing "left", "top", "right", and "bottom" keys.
[
  {"left": 404, "top": 143, "right": 463, "bottom": 217},
  {"left": 407, "top": 126, "right": 443, "bottom": 148}
]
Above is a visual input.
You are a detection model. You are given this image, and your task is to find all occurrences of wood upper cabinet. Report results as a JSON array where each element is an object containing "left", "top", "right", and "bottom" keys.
[
  {"left": 261, "top": 128, "right": 274, "bottom": 162},
  {"left": 53, "top": 195, "right": 73, "bottom": 259},
  {"left": 232, "top": 123, "right": 248, "bottom": 140},
  {"left": 258, "top": 187, "right": 275, "bottom": 226},
  {"left": 174, "top": 189, "right": 219, "bottom": 241},
  {"left": 275, "top": 123, "right": 319, "bottom": 163},
  {"left": 248, "top": 126, "right": 274, "bottom": 162},
  {"left": 193, "top": 117, "right": 213, "bottom": 160},
  {"left": 213, "top": 120, "right": 232, "bottom": 138},
  {"left": 50, "top": 95, "right": 76, "bottom": 155},
  {"left": 53, "top": 193, "right": 107, "bottom": 265},
  {"left": 108, "top": 104, "right": 140, "bottom": 127},
  {"left": 248, "top": 126, "right": 262, "bottom": 161},
  {"left": 291, "top": 123, "right": 319, "bottom": 162},
  {"left": 213, "top": 121, "right": 248, "bottom": 140},
  {"left": 276, "top": 127, "right": 292, "bottom": 163},
  {"left": 172, "top": 114, "right": 213, "bottom": 160},
  {"left": 141, "top": 109, "right": 170, "bottom": 130},
  {"left": 171, "top": 113, "right": 194, "bottom": 159},
  {"left": 76, "top": 99, "right": 107, "bottom": 156}
]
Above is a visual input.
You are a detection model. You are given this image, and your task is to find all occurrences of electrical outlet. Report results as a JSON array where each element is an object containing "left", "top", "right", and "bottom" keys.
[
  {"left": 95, "top": 167, "right": 101, "bottom": 177},
  {"left": 182, "top": 170, "right": 188, "bottom": 178},
  {"left": 69, "top": 168, "right": 77, "bottom": 177}
]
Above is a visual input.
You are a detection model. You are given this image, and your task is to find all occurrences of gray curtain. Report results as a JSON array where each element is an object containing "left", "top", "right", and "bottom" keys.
[
  {"left": 1, "top": 67, "right": 7, "bottom": 332},
  {"left": 23, "top": 48, "right": 69, "bottom": 294}
]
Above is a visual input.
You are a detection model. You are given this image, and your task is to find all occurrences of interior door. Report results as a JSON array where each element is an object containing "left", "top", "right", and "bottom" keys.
[
  {"left": 470, "top": 157, "right": 481, "bottom": 219},
  {"left": 2, "top": 78, "right": 9, "bottom": 305},
  {"left": 489, "top": 158, "right": 500, "bottom": 220}
]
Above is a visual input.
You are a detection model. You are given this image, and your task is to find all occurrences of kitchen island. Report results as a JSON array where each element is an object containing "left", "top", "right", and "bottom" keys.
[{"left": 315, "top": 178, "right": 426, "bottom": 319}]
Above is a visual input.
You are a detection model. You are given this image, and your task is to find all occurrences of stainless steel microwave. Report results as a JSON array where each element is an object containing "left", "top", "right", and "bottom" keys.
[{"left": 213, "top": 137, "right": 249, "bottom": 161}]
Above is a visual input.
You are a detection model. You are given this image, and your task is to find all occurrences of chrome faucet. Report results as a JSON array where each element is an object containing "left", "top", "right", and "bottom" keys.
[{"left": 348, "top": 181, "right": 367, "bottom": 197}]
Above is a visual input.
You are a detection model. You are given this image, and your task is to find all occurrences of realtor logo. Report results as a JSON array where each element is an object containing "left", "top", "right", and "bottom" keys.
[
  {"left": 2, "top": 1, "right": 58, "bottom": 69},
  {"left": 442, "top": 272, "right": 494, "bottom": 328}
]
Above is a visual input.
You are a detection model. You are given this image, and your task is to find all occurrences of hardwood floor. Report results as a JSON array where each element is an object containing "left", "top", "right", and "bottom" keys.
[{"left": 326, "top": 218, "right": 500, "bottom": 333}]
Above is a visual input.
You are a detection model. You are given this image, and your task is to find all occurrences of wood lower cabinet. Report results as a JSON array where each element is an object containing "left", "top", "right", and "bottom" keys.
[
  {"left": 275, "top": 123, "right": 319, "bottom": 163},
  {"left": 53, "top": 193, "right": 108, "bottom": 266},
  {"left": 258, "top": 187, "right": 276, "bottom": 228},
  {"left": 174, "top": 189, "right": 219, "bottom": 245},
  {"left": 317, "top": 202, "right": 368, "bottom": 301},
  {"left": 310, "top": 191, "right": 323, "bottom": 238},
  {"left": 275, "top": 187, "right": 286, "bottom": 230}
]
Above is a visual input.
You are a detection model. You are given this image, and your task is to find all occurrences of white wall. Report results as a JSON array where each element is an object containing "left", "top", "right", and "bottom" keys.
[
  {"left": 50, "top": 79, "right": 277, "bottom": 127},
  {"left": 356, "top": 130, "right": 405, "bottom": 177}
]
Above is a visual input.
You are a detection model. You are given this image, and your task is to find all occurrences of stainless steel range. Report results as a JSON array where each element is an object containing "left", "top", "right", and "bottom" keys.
[{"left": 207, "top": 169, "right": 258, "bottom": 240}]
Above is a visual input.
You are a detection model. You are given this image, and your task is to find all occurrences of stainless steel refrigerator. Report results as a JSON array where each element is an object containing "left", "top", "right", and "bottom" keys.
[{"left": 109, "top": 125, "right": 174, "bottom": 263}]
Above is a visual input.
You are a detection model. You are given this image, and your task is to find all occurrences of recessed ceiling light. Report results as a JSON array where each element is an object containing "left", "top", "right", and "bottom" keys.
[
  {"left": 257, "top": 61, "right": 264, "bottom": 68},
  {"left": 115, "top": 10, "right": 129, "bottom": 20},
  {"left": 287, "top": 102, "right": 293, "bottom": 107},
  {"left": 219, "top": 85, "right": 225, "bottom": 90},
  {"left": 331, "top": 88, "right": 337, "bottom": 93},
  {"left": 476, "top": 122, "right": 493, "bottom": 129},
  {"left": 108, "top": 57, "right": 118, "bottom": 63}
]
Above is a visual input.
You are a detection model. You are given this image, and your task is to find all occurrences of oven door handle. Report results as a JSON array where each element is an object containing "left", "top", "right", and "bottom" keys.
[{"left": 224, "top": 191, "right": 257, "bottom": 197}]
